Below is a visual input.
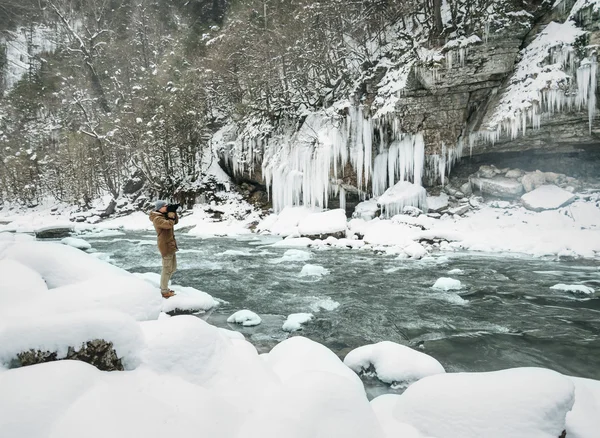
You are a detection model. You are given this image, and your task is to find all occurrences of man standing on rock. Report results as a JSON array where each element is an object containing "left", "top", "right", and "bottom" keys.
[{"left": 149, "top": 200, "right": 178, "bottom": 298}]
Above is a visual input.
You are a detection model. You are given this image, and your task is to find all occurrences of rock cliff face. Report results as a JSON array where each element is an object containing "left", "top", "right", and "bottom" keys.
[{"left": 220, "top": 1, "right": 599, "bottom": 213}]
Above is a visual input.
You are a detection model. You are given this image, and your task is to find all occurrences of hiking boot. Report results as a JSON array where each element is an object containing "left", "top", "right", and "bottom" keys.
[{"left": 161, "top": 290, "right": 176, "bottom": 299}]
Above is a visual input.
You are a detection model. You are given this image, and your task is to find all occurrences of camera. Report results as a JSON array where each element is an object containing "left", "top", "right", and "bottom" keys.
[{"left": 166, "top": 203, "right": 180, "bottom": 213}]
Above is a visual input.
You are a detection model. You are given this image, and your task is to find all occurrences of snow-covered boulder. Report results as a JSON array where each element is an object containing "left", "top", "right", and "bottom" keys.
[
  {"left": 521, "top": 171, "right": 547, "bottom": 192},
  {"left": 505, "top": 168, "right": 524, "bottom": 178},
  {"left": 0, "top": 310, "right": 143, "bottom": 370},
  {"left": 0, "top": 360, "right": 242, "bottom": 438},
  {"left": 282, "top": 313, "right": 313, "bottom": 331},
  {"left": 471, "top": 177, "right": 524, "bottom": 198},
  {"left": 394, "top": 367, "right": 575, "bottom": 438},
  {"left": 263, "top": 206, "right": 318, "bottom": 236},
  {"left": 264, "top": 336, "right": 363, "bottom": 389},
  {"left": 550, "top": 284, "right": 594, "bottom": 295},
  {"left": 426, "top": 194, "right": 449, "bottom": 213},
  {"left": 353, "top": 199, "right": 380, "bottom": 220},
  {"left": 521, "top": 185, "right": 576, "bottom": 212},
  {"left": 432, "top": 277, "right": 462, "bottom": 291},
  {"left": 139, "top": 316, "right": 278, "bottom": 411},
  {"left": 344, "top": 341, "right": 445, "bottom": 387},
  {"left": 61, "top": 237, "right": 91, "bottom": 250},
  {"left": 298, "top": 209, "right": 347, "bottom": 239},
  {"left": 1, "top": 241, "right": 126, "bottom": 288},
  {"left": 378, "top": 181, "right": 427, "bottom": 218},
  {"left": 227, "top": 310, "right": 262, "bottom": 327},
  {"left": 234, "top": 371, "right": 384, "bottom": 438}
]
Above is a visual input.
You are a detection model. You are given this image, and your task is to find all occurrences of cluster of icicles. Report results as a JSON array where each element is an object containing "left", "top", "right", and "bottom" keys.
[{"left": 259, "top": 108, "right": 436, "bottom": 214}]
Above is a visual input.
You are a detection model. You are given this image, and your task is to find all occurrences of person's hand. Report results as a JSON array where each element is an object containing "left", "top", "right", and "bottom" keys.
[{"left": 167, "top": 212, "right": 176, "bottom": 219}]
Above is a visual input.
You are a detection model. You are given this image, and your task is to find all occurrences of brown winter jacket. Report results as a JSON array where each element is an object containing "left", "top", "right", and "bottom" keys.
[{"left": 149, "top": 211, "right": 179, "bottom": 257}]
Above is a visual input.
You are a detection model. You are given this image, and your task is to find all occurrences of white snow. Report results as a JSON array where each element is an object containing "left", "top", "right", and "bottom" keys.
[
  {"left": 370, "top": 394, "right": 428, "bottom": 438},
  {"left": 61, "top": 237, "right": 92, "bottom": 250},
  {"left": 298, "top": 209, "right": 347, "bottom": 236},
  {"left": 550, "top": 284, "right": 594, "bottom": 295},
  {"left": 0, "top": 310, "right": 143, "bottom": 369},
  {"left": 447, "top": 268, "right": 464, "bottom": 275},
  {"left": 259, "top": 206, "right": 319, "bottom": 236},
  {"left": 432, "top": 277, "right": 462, "bottom": 291},
  {"left": 344, "top": 341, "right": 445, "bottom": 387},
  {"left": 521, "top": 185, "right": 576, "bottom": 211},
  {"left": 282, "top": 313, "right": 314, "bottom": 332},
  {"left": 134, "top": 272, "right": 219, "bottom": 313},
  {"left": 394, "top": 367, "right": 575, "bottom": 438},
  {"left": 566, "top": 376, "right": 600, "bottom": 438},
  {"left": 299, "top": 264, "right": 330, "bottom": 277},
  {"left": 227, "top": 310, "right": 262, "bottom": 327},
  {"left": 0, "top": 259, "right": 48, "bottom": 306}
]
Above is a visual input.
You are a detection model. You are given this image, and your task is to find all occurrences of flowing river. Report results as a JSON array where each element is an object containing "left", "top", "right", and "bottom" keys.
[{"left": 83, "top": 231, "right": 600, "bottom": 397}]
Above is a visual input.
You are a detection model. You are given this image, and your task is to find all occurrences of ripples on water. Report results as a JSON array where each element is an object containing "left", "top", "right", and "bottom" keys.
[{"left": 85, "top": 231, "right": 600, "bottom": 387}]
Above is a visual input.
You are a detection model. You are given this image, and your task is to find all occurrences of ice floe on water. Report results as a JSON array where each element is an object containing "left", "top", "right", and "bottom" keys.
[
  {"left": 282, "top": 313, "right": 314, "bottom": 332},
  {"left": 431, "top": 277, "right": 462, "bottom": 291},
  {"left": 550, "top": 283, "right": 595, "bottom": 295},
  {"left": 271, "top": 249, "right": 311, "bottom": 264},
  {"left": 308, "top": 297, "right": 340, "bottom": 312},
  {"left": 298, "top": 264, "right": 330, "bottom": 277},
  {"left": 227, "top": 310, "right": 262, "bottom": 327}
]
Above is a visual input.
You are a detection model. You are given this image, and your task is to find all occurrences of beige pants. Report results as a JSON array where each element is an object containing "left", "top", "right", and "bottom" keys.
[{"left": 160, "top": 253, "right": 177, "bottom": 293}]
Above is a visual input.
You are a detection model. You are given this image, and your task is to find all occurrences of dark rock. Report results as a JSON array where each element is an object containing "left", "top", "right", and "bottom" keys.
[
  {"left": 34, "top": 225, "right": 74, "bottom": 239},
  {"left": 303, "top": 231, "right": 346, "bottom": 240},
  {"left": 17, "top": 339, "right": 124, "bottom": 371}
]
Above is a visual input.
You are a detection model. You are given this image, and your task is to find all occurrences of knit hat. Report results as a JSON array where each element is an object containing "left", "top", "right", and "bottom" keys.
[{"left": 154, "top": 200, "right": 167, "bottom": 211}]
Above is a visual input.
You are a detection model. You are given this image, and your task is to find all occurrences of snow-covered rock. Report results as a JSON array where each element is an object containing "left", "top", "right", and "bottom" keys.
[
  {"left": 298, "top": 209, "right": 348, "bottom": 238},
  {"left": 394, "top": 368, "right": 575, "bottom": 438},
  {"left": 34, "top": 224, "right": 73, "bottom": 239},
  {"left": 227, "top": 310, "right": 262, "bottom": 327},
  {"left": 353, "top": 199, "right": 380, "bottom": 220},
  {"left": 550, "top": 284, "right": 594, "bottom": 295},
  {"left": 432, "top": 277, "right": 462, "bottom": 291},
  {"left": 344, "top": 341, "right": 445, "bottom": 387},
  {"left": 298, "top": 264, "right": 330, "bottom": 277},
  {"left": 521, "top": 185, "right": 576, "bottom": 212},
  {"left": 378, "top": 181, "right": 427, "bottom": 218},
  {"left": 448, "top": 204, "right": 470, "bottom": 216},
  {"left": 521, "top": 171, "right": 548, "bottom": 192},
  {"left": 282, "top": 313, "right": 313, "bottom": 331},
  {"left": 471, "top": 177, "right": 524, "bottom": 198},
  {"left": 0, "top": 310, "right": 143, "bottom": 370},
  {"left": 426, "top": 194, "right": 449, "bottom": 212},
  {"left": 61, "top": 237, "right": 91, "bottom": 250}
]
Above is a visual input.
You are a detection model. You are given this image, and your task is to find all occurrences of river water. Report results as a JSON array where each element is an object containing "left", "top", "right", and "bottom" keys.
[{"left": 84, "top": 231, "right": 600, "bottom": 395}]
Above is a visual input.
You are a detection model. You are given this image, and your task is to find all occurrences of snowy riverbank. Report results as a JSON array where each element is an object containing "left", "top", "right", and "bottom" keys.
[
  {"left": 2, "top": 186, "right": 599, "bottom": 260},
  {"left": 1, "top": 234, "right": 599, "bottom": 438}
]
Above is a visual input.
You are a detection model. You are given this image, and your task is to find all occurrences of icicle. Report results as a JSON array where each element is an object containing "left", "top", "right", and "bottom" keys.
[{"left": 339, "top": 187, "right": 346, "bottom": 212}]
